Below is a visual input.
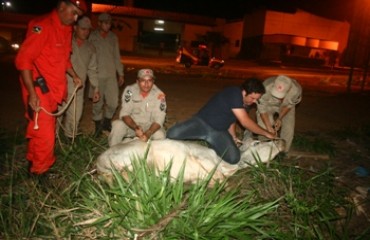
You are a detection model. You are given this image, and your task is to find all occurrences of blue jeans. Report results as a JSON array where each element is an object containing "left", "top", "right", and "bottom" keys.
[{"left": 167, "top": 116, "right": 240, "bottom": 164}]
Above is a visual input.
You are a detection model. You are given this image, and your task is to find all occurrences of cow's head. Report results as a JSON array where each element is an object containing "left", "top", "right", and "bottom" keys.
[{"left": 238, "top": 139, "right": 286, "bottom": 168}]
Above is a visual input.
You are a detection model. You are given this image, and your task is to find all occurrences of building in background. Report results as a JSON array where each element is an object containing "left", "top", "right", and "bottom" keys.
[{"left": 0, "top": 3, "right": 350, "bottom": 67}]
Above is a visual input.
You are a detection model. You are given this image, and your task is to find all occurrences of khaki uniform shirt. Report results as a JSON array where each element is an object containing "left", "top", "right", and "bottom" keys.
[
  {"left": 68, "top": 37, "right": 98, "bottom": 88},
  {"left": 119, "top": 83, "right": 166, "bottom": 127},
  {"left": 89, "top": 30, "right": 124, "bottom": 78}
]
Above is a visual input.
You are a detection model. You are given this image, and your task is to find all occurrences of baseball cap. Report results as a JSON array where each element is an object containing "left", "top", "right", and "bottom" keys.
[
  {"left": 270, "top": 75, "right": 292, "bottom": 99},
  {"left": 69, "top": 0, "right": 88, "bottom": 13},
  {"left": 98, "top": 12, "right": 112, "bottom": 22},
  {"left": 137, "top": 69, "right": 155, "bottom": 79},
  {"left": 76, "top": 16, "right": 92, "bottom": 28}
]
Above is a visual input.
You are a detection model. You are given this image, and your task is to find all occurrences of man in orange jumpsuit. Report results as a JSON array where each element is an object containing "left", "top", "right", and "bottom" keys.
[{"left": 15, "top": 0, "right": 87, "bottom": 175}]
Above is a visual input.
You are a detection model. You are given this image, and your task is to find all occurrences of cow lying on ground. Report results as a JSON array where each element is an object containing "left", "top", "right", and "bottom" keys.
[{"left": 95, "top": 138, "right": 285, "bottom": 185}]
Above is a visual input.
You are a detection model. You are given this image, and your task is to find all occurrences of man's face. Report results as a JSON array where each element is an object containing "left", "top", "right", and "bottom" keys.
[
  {"left": 99, "top": 21, "right": 112, "bottom": 32},
  {"left": 243, "top": 91, "right": 262, "bottom": 106},
  {"left": 137, "top": 77, "right": 154, "bottom": 94},
  {"left": 74, "top": 25, "right": 90, "bottom": 40},
  {"left": 59, "top": 2, "right": 83, "bottom": 26}
]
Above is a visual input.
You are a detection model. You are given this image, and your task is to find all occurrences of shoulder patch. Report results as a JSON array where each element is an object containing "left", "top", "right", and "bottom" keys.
[
  {"left": 157, "top": 93, "right": 166, "bottom": 100},
  {"left": 158, "top": 93, "right": 166, "bottom": 111},
  {"left": 32, "top": 26, "right": 42, "bottom": 34},
  {"left": 124, "top": 89, "right": 132, "bottom": 102}
]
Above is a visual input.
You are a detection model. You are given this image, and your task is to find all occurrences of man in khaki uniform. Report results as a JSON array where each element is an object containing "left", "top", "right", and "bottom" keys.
[
  {"left": 89, "top": 12, "right": 124, "bottom": 136},
  {"left": 256, "top": 75, "right": 302, "bottom": 152},
  {"left": 108, "top": 69, "right": 166, "bottom": 147},
  {"left": 59, "top": 16, "right": 100, "bottom": 139}
]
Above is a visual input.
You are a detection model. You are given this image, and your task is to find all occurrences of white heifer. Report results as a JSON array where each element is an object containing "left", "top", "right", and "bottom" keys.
[{"left": 96, "top": 138, "right": 285, "bottom": 185}]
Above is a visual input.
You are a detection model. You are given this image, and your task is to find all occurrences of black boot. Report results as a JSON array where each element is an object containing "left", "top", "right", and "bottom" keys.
[
  {"left": 94, "top": 120, "right": 103, "bottom": 137},
  {"left": 102, "top": 118, "right": 112, "bottom": 132}
]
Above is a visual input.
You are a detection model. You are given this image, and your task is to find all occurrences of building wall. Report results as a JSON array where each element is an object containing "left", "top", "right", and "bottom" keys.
[
  {"left": 181, "top": 24, "right": 213, "bottom": 48},
  {"left": 243, "top": 11, "right": 266, "bottom": 37},
  {"left": 0, "top": 8, "right": 351, "bottom": 63},
  {"left": 222, "top": 20, "right": 243, "bottom": 58},
  {"left": 263, "top": 9, "right": 350, "bottom": 52}
]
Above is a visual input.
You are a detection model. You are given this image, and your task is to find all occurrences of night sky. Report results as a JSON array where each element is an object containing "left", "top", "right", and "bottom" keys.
[{"left": 6, "top": 0, "right": 352, "bottom": 21}]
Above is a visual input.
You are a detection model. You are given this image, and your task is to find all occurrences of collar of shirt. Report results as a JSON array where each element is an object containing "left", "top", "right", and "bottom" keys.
[
  {"left": 140, "top": 92, "right": 149, "bottom": 98},
  {"left": 100, "top": 31, "right": 109, "bottom": 38},
  {"left": 76, "top": 38, "right": 84, "bottom": 47}
]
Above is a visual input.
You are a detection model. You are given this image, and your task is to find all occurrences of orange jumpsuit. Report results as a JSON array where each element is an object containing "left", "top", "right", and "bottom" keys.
[{"left": 15, "top": 10, "right": 72, "bottom": 174}]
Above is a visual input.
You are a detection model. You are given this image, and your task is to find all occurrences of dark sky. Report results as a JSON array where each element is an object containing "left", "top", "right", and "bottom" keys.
[{"left": 7, "top": 0, "right": 352, "bottom": 21}]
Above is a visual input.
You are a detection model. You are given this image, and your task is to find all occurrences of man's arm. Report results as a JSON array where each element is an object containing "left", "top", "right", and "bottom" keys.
[
  {"left": 228, "top": 122, "right": 242, "bottom": 144},
  {"left": 113, "top": 35, "right": 124, "bottom": 86},
  {"left": 233, "top": 108, "right": 275, "bottom": 139},
  {"left": 87, "top": 48, "right": 100, "bottom": 102},
  {"left": 259, "top": 112, "right": 274, "bottom": 134},
  {"left": 274, "top": 106, "right": 292, "bottom": 130},
  {"left": 122, "top": 115, "right": 144, "bottom": 138},
  {"left": 66, "top": 68, "right": 83, "bottom": 89},
  {"left": 20, "top": 69, "right": 39, "bottom": 111},
  {"left": 143, "top": 122, "right": 161, "bottom": 141}
]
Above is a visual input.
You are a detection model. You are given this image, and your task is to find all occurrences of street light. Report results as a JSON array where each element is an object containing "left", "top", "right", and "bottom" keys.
[{"left": 1, "top": 1, "right": 12, "bottom": 11}]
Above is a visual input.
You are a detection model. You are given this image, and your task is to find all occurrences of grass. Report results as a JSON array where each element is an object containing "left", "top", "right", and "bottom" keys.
[{"left": 1, "top": 129, "right": 369, "bottom": 239}]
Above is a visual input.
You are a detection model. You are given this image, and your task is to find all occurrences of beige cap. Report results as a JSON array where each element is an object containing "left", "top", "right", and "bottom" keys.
[
  {"left": 137, "top": 69, "right": 155, "bottom": 79},
  {"left": 77, "top": 16, "right": 92, "bottom": 28},
  {"left": 98, "top": 12, "right": 112, "bottom": 22},
  {"left": 271, "top": 75, "right": 292, "bottom": 99}
]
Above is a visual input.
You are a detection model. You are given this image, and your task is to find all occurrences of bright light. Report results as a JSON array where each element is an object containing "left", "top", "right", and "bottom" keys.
[
  {"left": 155, "top": 20, "right": 165, "bottom": 25},
  {"left": 154, "top": 27, "right": 164, "bottom": 31},
  {"left": 11, "top": 43, "right": 20, "bottom": 50},
  {"left": 2, "top": 1, "right": 12, "bottom": 11}
]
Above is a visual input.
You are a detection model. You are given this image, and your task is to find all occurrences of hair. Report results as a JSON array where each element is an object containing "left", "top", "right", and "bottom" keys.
[
  {"left": 57, "top": 0, "right": 72, "bottom": 8},
  {"left": 241, "top": 77, "right": 265, "bottom": 95}
]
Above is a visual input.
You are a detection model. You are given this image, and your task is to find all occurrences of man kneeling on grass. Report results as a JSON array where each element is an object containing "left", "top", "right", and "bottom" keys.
[{"left": 108, "top": 69, "right": 167, "bottom": 146}]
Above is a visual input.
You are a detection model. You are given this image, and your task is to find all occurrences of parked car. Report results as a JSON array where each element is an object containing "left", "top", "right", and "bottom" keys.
[{"left": 176, "top": 44, "right": 224, "bottom": 69}]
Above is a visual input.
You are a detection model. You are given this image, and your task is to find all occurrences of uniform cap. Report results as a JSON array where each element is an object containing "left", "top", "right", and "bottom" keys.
[
  {"left": 77, "top": 16, "right": 92, "bottom": 28},
  {"left": 137, "top": 69, "right": 155, "bottom": 79},
  {"left": 271, "top": 75, "right": 292, "bottom": 99},
  {"left": 98, "top": 12, "right": 112, "bottom": 22},
  {"left": 69, "top": 0, "right": 88, "bottom": 12}
]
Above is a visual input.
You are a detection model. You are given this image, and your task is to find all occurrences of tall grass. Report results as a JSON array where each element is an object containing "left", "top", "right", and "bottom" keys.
[{"left": 0, "top": 132, "right": 368, "bottom": 239}]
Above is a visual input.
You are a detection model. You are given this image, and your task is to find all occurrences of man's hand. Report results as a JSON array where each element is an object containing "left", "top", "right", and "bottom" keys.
[
  {"left": 134, "top": 126, "right": 145, "bottom": 139},
  {"left": 118, "top": 75, "right": 124, "bottom": 87},
  {"left": 28, "top": 93, "right": 40, "bottom": 112},
  {"left": 73, "top": 76, "right": 83, "bottom": 89},
  {"left": 92, "top": 90, "right": 100, "bottom": 103},
  {"left": 265, "top": 131, "right": 276, "bottom": 139},
  {"left": 233, "top": 136, "right": 243, "bottom": 146},
  {"left": 138, "top": 133, "right": 149, "bottom": 142}
]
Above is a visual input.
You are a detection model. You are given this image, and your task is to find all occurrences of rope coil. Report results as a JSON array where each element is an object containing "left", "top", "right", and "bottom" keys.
[{"left": 33, "top": 86, "right": 79, "bottom": 130}]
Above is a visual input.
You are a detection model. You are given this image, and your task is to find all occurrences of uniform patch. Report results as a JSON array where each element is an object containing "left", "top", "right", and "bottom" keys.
[
  {"left": 158, "top": 93, "right": 166, "bottom": 111},
  {"left": 32, "top": 26, "right": 42, "bottom": 34},
  {"left": 124, "top": 89, "right": 132, "bottom": 102},
  {"left": 157, "top": 93, "right": 165, "bottom": 100}
]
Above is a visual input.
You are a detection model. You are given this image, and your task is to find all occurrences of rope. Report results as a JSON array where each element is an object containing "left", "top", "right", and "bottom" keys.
[{"left": 33, "top": 86, "right": 80, "bottom": 130}]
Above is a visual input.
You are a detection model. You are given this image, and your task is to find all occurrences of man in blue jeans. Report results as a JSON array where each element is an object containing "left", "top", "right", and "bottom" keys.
[{"left": 167, "top": 78, "right": 275, "bottom": 164}]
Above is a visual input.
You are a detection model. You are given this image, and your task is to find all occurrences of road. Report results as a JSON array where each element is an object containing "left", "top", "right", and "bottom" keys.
[
  {"left": 1, "top": 54, "right": 370, "bottom": 135},
  {"left": 122, "top": 55, "right": 367, "bottom": 93}
]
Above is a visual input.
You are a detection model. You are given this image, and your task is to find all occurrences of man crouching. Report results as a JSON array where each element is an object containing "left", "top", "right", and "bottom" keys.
[{"left": 108, "top": 69, "right": 167, "bottom": 146}]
